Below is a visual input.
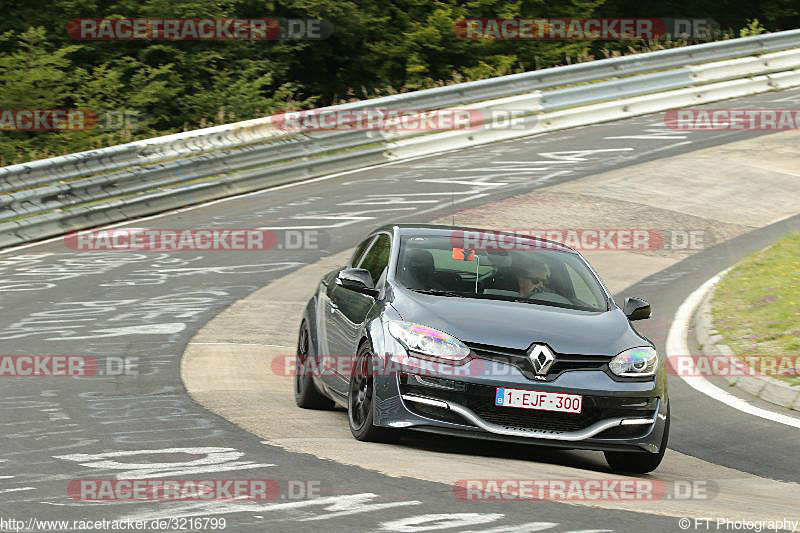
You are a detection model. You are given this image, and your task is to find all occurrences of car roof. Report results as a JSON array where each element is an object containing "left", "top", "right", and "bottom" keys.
[{"left": 371, "top": 223, "right": 575, "bottom": 252}]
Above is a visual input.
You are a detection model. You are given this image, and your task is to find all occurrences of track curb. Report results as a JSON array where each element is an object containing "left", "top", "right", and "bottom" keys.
[{"left": 693, "top": 271, "right": 800, "bottom": 411}]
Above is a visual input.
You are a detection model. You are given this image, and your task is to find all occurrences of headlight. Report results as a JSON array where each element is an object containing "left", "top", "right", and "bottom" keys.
[
  {"left": 609, "top": 347, "right": 658, "bottom": 377},
  {"left": 387, "top": 320, "right": 470, "bottom": 361}
]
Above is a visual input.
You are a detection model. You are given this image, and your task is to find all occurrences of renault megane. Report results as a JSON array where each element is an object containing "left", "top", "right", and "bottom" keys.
[{"left": 294, "top": 224, "right": 669, "bottom": 473}]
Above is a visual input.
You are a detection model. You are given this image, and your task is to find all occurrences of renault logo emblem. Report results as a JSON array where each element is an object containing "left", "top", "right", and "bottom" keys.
[{"left": 528, "top": 344, "right": 555, "bottom": 375}]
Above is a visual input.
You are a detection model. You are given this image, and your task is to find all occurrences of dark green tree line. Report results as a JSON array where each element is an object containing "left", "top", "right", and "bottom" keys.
[{"left": 0, "top": 0, "right": 796, "bottom": 165}]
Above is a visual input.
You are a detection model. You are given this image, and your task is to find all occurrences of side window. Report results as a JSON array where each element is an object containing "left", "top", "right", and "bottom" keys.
[
  {"left": 358, "top": 234, "right": 391, "bottom": 285},
  {"left": 350, "top": 236, "right": 375, "bottom": 267},
  {"left": 565, "top": 263, "right": 595, "bottom": 304}
]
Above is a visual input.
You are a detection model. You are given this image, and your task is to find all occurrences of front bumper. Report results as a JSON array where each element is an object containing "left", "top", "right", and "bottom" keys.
[
  {"left": 401, "top": 391, "right": 656, "bottom": 442},
  {"left": 372, "top": 356, "right": 668, "bottom": 453}
]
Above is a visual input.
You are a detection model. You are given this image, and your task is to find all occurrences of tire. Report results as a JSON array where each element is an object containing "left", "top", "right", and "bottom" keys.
[
  {"left": 294, "top": 321, "right": 335, "bottom": 410},
  {"left": 348, "top": 341, "right": 393, "bottom": 442},
  {"left": 604, "top": 402, "right": 670, "bottom": 474}
]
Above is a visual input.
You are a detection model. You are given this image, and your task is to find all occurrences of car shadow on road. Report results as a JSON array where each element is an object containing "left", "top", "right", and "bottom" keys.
[{"left": 387, "top": 430, "right": 623, "bottom": 474}]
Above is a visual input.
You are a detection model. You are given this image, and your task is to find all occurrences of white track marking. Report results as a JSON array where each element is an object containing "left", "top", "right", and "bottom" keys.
[
  {"left": 538, "top": 148, "right": 634, "bottom": 160},
  {"left": 462, "top": 524, "right": 560, "bottom": 533},
  {"left": 612, "top": 141, "right": 692, "bottom": 158},
  {"left": 257, "top": 208, "right": 416, "bottom": 230},
  {"left": 189, "top": 342, "right": 293, "bottom": 348},
  {"left": 666, "top": 270, "right": 800, "bottom": 429},
  {"left": 604, "top": 135, "right": 687, "bottom": 140},
  {"left": 447, "top": 168, "right": 557, "bottom": 172},
  {"left": 380, "top": 513, "right": 505, "bottom": 532},
  {"left": 492, "top": 161, "right": 577, "bottom": 164},
  {"left": 0, "top": 487, "right": 35, "bottom": 494}
]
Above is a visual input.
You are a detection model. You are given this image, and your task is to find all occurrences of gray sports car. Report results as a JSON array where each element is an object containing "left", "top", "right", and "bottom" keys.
[{"left": 295, "top": 224, "right": 669, "bottom": 473}]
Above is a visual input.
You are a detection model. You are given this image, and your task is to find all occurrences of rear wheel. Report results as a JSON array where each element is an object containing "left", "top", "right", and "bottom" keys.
[
  {"left": 294, "top": 321, "right": 335, "bottom": 410},
  {"left": 348, "top": 341, "right": 393, "bottom": 442},
  {"left": 604, "top": 403, "right": 670, "bottom": 474}
]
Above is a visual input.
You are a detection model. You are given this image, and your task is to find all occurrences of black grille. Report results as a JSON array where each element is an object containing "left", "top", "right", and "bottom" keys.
[
  {"left": 470, "top": 403, "right": 598, "bottom": 432},
  {"left": 465, "top": 341, "right": 609, "bottom": 381},
  {"left": 401, "top": 377, "right": 656, "bottom": 434}
]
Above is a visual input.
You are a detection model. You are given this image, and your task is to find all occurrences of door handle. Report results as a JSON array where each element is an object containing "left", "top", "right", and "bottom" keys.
[{"left": 329, "top": 302, "right": 339, "bottom": 313}]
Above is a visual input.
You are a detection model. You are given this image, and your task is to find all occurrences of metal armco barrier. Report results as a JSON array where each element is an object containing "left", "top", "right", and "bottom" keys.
[{"left": 1, "top": 30, "right": 800, "bottom": 248}]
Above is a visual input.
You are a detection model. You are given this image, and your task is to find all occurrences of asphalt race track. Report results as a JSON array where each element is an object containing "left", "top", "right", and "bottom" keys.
[{"left": 1, "top": 88, "right": 800, "bottom": 532}]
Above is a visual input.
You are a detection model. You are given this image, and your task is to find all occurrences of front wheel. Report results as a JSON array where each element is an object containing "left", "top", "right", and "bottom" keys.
[
  {"left": 348, "top": 342, "right": 393, "bottom": 442},
  {"left": 294, "top": 321, "right": 335, "bottom": 410},
  {"left": 604, "top": 402, "right": 670, "bottom": 474}
]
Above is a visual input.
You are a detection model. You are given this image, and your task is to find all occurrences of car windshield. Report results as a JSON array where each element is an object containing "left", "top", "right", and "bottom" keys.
[{"left": 395, "top": 234, "right": 608, "bottom": 312}]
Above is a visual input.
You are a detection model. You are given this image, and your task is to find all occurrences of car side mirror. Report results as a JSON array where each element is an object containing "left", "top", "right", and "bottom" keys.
[
  {"left": 337, "top": 268, "right": 379, "bottom": 296},
  {"left": 623, "top": 297, "right": 651, "bottom": 321}
]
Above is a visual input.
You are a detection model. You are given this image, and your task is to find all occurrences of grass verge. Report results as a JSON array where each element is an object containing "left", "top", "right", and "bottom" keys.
[{"left": 712, "top": 232, "right": 800, "bottom": 386}]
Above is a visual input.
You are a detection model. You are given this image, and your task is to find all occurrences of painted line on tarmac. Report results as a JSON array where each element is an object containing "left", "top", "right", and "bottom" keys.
[
  {"left": 665, "top": 269, "right": 800, "bottom": 430},
  {"left": 190, "top": 342, "right": 294, "bottom": 348}
]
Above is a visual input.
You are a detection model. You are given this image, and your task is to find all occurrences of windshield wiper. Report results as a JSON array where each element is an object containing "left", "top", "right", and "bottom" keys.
[{"left": 409, "top": 288, "right": 472, "bottom": 298}]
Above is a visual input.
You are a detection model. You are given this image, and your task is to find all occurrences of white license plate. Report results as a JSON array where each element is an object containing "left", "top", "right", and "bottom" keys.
[{"left": 495, "top": 387, "right": 582, "bottom": 414}]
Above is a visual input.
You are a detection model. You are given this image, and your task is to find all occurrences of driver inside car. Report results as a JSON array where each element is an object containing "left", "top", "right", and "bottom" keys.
[{"left": 514, "top": 259, "right": 551, "bottom": 298}]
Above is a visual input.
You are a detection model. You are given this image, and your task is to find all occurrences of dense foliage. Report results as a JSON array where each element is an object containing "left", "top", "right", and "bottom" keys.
[{"left": 0, "top": 0, "right": 797, "bottom": 164}]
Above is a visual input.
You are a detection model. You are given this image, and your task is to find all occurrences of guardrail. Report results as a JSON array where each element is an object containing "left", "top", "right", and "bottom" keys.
[{"left": 2, "top": 29, "right": 800, "bottom": 249}]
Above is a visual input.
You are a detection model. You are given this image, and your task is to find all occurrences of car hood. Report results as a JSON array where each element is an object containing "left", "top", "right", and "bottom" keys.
[{"left": 390, "top": 287, "right": 648, "bottom": 356}]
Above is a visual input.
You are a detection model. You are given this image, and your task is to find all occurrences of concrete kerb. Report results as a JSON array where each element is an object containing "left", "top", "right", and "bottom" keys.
[{"left": 693, "top": 274, "right": 800, "bottom": 411}]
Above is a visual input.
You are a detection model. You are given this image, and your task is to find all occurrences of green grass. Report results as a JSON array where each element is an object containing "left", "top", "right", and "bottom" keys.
[{"left": 712, "top": 232, "right": 800, "bottom": 386}]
